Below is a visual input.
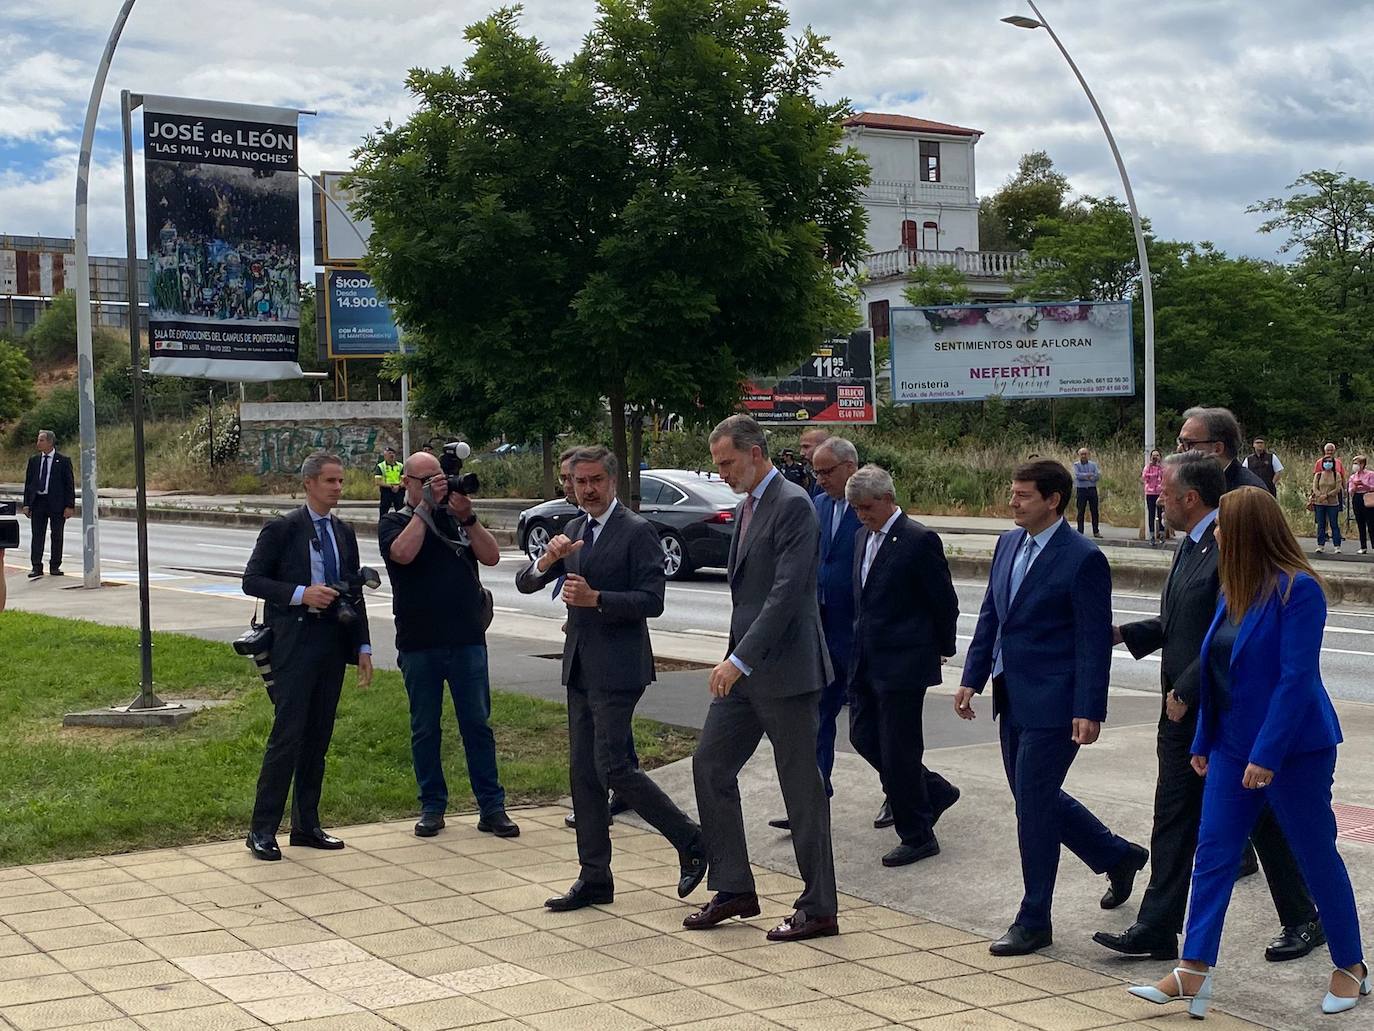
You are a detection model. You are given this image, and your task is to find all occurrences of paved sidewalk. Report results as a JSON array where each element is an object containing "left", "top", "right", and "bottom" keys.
[{"left": 0, "top": 807, "right": 1264, "bottom": 1031}]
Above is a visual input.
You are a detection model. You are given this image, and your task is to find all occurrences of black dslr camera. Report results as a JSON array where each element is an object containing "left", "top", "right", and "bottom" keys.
[
  {"left": 233, "top": 622, "right": 276, "bottom": 688},
  {"left": 442, "top": 441, "right": 480, "bottom": 496},
  {"left": 323, "top": 566, "right": 381, "bottom": 627},
  {"left": 0, "top": 500, "right": 18, "bottom": 550}
]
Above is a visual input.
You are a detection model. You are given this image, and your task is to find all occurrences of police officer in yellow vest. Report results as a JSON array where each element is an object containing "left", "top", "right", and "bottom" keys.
[{"left": 376, "top": 447, "right": 405, "bottom": 518}]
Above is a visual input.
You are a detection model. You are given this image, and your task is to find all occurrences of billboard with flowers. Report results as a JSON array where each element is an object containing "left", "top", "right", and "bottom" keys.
[{"left": 889, "top": 301, "right": 1133, "bottom": 403}]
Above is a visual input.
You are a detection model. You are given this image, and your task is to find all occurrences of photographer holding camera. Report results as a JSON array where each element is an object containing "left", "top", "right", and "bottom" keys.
[
  {"left": 379, "top": 449, "right": 519, "bottom": 840},
  {"left": 242, "top": 452, "right": 373, "bottom": 861}
]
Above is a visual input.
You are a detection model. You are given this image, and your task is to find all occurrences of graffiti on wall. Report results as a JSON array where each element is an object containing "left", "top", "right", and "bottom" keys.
[{"left": 241, "top": 422, "right": 388, "bottom": 475}]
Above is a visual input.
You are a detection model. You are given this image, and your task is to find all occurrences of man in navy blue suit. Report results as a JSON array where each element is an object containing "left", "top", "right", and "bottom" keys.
[{"left": 957, "top": 460, "right": 1147, "bottom": 956}]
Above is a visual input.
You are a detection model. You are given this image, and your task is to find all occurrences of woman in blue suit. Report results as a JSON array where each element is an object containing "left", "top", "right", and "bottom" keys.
[{"left": 1130, "top": 486, "right": 1365, "bottom": 1018}]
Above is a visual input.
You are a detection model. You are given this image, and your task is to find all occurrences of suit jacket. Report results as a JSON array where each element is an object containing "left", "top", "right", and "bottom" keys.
[
  {"left": 961, "top": 520, "right": 1112, "bottom": 727},
  {"left": 814, "top": 492, "right": 862, "bottom": 674},
  {"left": 515, "top": 502, "right": 664, "bottom": 692},
  {"left": 726, "top": 472, "right": 831, "bottom": 698},
  {"left": 1119, "top": 520, "right": 1219, "bottom": 706},
  {"left": 1193, "top": 572, "right": 1341, "bottom": 771},
  {"left": 242, "top": 507, "right": 370, "bottom": 669},
  {"left": 1226, "top": 460, "right": 1266, "bottom": 493},
  {"left": 851, "top": 512, "right": 959, "bottom": 691},
  {"left": 24, "top": 451, "right": 76, "bottom": 511}
]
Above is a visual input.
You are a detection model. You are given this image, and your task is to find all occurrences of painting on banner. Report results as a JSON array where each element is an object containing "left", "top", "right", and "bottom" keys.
[
  {"left": 890, "top": 301, "right": 1133, "bottom": 404},
  {"left": 143, "top": 95, "right": 303, "bottom": 380}
]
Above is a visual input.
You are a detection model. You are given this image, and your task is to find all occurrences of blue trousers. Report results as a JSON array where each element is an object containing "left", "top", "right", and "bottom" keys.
[
  {"left": 1184, "top": 748, "right": 1362, "bottom": 968},
  {"left": 1315, "top": 505, "right": 1343, "bottom": 547},
  {"left": 1000, "top": 720, "right": 1132, "bottom": 931},
  {"left": 398, "top": 645, "right": 506, "bottom": 817}
]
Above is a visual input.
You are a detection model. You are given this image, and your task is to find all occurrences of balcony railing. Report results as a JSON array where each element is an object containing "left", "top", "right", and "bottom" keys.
[{"left": 862, "top": 246, "right": 1032, "bottom": 280}]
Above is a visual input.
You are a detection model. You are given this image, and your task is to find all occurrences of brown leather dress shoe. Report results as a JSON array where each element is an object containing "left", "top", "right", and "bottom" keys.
[
  {"left": 682, "top": 892, "right": 761, "bottom": 929},
  {"left": 767, "top": 910, "right": 839, "bottom": 942}
]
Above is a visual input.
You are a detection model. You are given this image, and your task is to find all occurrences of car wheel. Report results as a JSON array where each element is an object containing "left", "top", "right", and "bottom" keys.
[
  {"left": 526, "top": 521, "right": 552, "bottom": 560},
  {"left": 660, "top": 531, "right": 695, "bottom": 581}
]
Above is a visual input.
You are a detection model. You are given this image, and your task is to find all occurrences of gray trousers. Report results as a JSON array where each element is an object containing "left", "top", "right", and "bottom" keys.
[
  {"left": 568, "top": 672, "right": 700, "bottom": 886},
  {"left": 692, "top": 687, "right": 837, "bottom": 918}
]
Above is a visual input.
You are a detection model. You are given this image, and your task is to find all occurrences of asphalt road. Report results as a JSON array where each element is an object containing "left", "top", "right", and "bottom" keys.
[{"left": 40, "top": 517, "right": 1374, "bottom": 707}]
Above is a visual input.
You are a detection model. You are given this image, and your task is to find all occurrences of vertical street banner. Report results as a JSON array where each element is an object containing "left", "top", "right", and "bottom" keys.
[
  {"left": 741, "top": 329, "right": 876, "bottom": 424},
  {"left": 142, "top": 95, "right": 303, "bottom": 380}
]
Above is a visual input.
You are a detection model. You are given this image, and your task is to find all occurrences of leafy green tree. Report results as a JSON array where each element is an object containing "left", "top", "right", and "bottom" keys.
[
  {"left": 354, "top": 0, "right": 870, "bottom": 498},
  {"left": 0, "top": 341, "right": 36, "bottom": 422},
  {"left": 903, "top": 264, "right": 971, "bottom": 306},
  {"left": 24, "top": 292, "right": 126, "bottom": 370},
  {"left": 1020, "top": 196, "right": 1182, "bottom": 302},
  {"left": 978, "top": 150, "right": 1078, "bottom": 252}
]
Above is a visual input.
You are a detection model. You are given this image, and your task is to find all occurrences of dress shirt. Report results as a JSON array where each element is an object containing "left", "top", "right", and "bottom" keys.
[
  {"left": 728, "top": 466, "right": 781, "bottom": 677},
  {"left": 584, "top": 497, "right": 618, "bottom": 545},
  {"left": 991, "top": 517, "right": 1063, "bottom": 678},
  {"left": 1188, "top": 507, "right": 1218, "bottom": 544},
  {"left": 1073, "top": 461, "right": 1100, "bottom": 489},
  {"left": 830, "top": 499, "right": 848, "bottom": 540},
  {"left": 291, "top": 503, "right": 369, "bottom": 654},
  {"left": 37, "top": 452, "right": 52, "bottom": 494},
  {"left": 860, "top": 507, "right": 903, "bottom": 587}
]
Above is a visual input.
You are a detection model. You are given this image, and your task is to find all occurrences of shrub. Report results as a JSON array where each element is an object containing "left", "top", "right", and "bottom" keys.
[
  {"left": 10, "top": 386, "right": 79, "bottom": 447},
  {"left": 0, "top": 342, "right": 37, "bottom": 422}
]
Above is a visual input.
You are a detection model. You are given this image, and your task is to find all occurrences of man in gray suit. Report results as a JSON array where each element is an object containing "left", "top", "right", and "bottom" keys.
[
  {"left": 685, "top": 415, "right": 838, "bottom": 942},
  {"left": 516, "top": 446, "right": 706, "bottom": 911}
]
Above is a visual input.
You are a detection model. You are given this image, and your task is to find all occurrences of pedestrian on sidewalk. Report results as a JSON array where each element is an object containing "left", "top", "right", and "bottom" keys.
[
  {"left": 380, "top": 450, "right": 519, "bottom": 841},
  {"left": 847, "top": 464, "right": 960, "bottom": 868},
  {"left": 957, "top": 459, "right": 1146, "bottom": 957},
  {"left": 1313, "top": 442, "right": 1347, "bottom": 482},
  {"left": 1309, "top": 457, "right": 1343, "bottom": 555},
  {"left": 687, "top": 414, "right": 839, "bottom": 943},
  {"left": 1073, "top": 447, "right": 1103, "bottom": 538},
  {"left": 1130, "top": 486, "right": 1367, "bottom": 1019},
  {"left": 517, "top": 446, "right": 706, "bottom": 912},
  {"left": 21, "top": 430, "right": 75, "bottom": 579},
  {"left": 1347, "top": 456, "right": 1373, "bottom": 555},
  {"left": 242, "top": 452, "right": 374, "bottom": 861},
  {"left": 1240, "top": 437, "right": 1283, "bottom": 496},
  {"left": 767, "top": 436, "right": 870, "bottom": 833},
  {"left": 374, "top": 447, "right": 405, "bottom": 519},
  {"left": 1097, "top": 452, "right": 1322, "bottom": 965},
  {"left": 1142, "top": 449, "right": 1164, "bottom": 544}
]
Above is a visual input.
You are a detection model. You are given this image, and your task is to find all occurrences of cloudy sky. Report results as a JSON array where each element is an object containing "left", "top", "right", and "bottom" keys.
[{"left": 3, "top": 0, "right": 1370, "bottom": 265}]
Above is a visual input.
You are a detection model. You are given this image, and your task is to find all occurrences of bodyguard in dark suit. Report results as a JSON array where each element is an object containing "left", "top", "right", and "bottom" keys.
[
  {"left": 958, "top": 460, "right": 1146, "bottom": 956},
  {"left": 242, "top": 452, "right": 373, "bottom": 860},
  {"left": 847, "top": 465, "right": 960, "bottom": 867},
  {"left": 687, "top": 415, "right": 838, "bottom": 942},
  {"left": 21, "top": 430, "right": 76, "bottom": 578},
  {"left": 516, "top": 446, "right": 705, "bottom": 910},
  {"left": 1095, "top": 450, "right": 1321, "bottom": 961}
]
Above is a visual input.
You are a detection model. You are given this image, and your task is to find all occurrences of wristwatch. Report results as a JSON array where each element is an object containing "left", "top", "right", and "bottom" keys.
[{"left": 457, "top": 513, "right": 478, "bottom": 527}]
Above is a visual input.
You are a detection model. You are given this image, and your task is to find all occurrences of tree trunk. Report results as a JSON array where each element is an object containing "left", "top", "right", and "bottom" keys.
[
  {"left": 540, "top": 431, "right": 555, "bottom": 500},
  {"left": 609, "top": 384, "right": 631, "bottom": 504},
  {"left": 629, "top": 411, "right": 643, "bottom": 512}
]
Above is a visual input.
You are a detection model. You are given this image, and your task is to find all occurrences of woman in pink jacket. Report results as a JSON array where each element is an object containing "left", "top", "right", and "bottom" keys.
[
  {"left": 1142, "top": 449, "right": 1164, "bottom": 544},
  {"left": 1349, "top": 455, "right": 1374, "bottom": 555}
]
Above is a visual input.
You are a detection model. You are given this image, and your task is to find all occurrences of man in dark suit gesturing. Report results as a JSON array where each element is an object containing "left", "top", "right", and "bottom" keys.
[
  {"left": 687, "top": 415, "right": 838, "bottom": 942},
  {"left": 847, "top": 464, "right": 960, "bottom": 867},
  {"left": 516, "top": 446, "right": 705, "bottom": 911},
  {"left": 242, "top": 453, "right": 373, "bottom": 860},
  {"left": 22, "top": 430, "right": 76, "bottom": 579},
  {"left": 957, "top": 460, "right": 1146, "bottom": 956},
  {"left": 1094, "top": 450, "right": 1321, "bottom": 961}
]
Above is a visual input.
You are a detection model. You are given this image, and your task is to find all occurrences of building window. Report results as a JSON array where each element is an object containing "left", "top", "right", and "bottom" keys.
[
  {"left": 921, "top": 221, "right": 939, "bottom": 250},
  {"left": 869, "top": 300, "right": 890, "bottom": 342},
  {"left": 900, "top": 220, "right": 918, "bottom": 249},
  {"left": 920, "top": 141, "right": 941, "bottom": 182}
]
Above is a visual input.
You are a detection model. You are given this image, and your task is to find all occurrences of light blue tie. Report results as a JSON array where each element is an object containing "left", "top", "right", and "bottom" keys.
[{"left": 993, "top": 535, "right": 1038, "bottom": 678}]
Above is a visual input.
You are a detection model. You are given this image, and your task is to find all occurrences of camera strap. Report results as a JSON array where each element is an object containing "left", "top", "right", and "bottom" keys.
[{"left": 406, "top": 503, "right": 494, "bottom": 630}]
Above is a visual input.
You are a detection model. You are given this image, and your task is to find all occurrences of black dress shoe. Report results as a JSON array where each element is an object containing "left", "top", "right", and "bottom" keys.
[
  {"left": 545, "top": 879, "right": 614, "bottom": 911},
  {"left": 882, "top": 838, "right": 940, "bottom": 867},
  {"left": 933, "top": 786, "right": 961, "bottom": 825},
  {"left": 27, "top": 569, "right": 42, "bottom": 580},
  {"left": 1101, "top": 842, "right": 1149, "bottom": 910},
  {"left": 608, "top": 792, "right": 631, "bottom": 816},
  {"left": 683, "top": 891, "right": 761, "bottom": 929},
  {"left": 477, "top": 811, "right": 520, "bottom": 838},
  {"left": 414, "top": 812, "right": 446, "bottom": 837},
  {"left": 245, "top": 831, "right": 281, "bottom": 861},
  {"left": 1092, "top": 922, "right": 1178, "bottom": 960},
  {"left": 677, "top": 838, "right": 708, "bottom": 898},
  {"left": 990, "top": 924, "right": 1052, "bottom": 956},
  {"left": 767, "top": 817, "right": 791, "bottom": 831},
  {"left": 49, "top": 568, "right": 64, "bottom": 576},
  {"left": 289, "top": 828, "right": 344, "bottom": 850},
  {"left": 874, "top": 800, "right": 894, "bottom": 829},
  {"left": 1266, "top": 920, "right": 1326, "bottom": 962}
]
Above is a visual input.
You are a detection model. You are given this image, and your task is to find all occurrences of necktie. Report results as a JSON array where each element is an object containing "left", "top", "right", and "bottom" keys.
[
  {"left": 737, "top": 494, "right": 757, "bottom": 546},
  {"left": 316, "top": 518, "right": 339, "bottom": 584},
  {"left": 1167, "top": 534, "right": 1197, "bottom": 597},
  {"left": 993, "top": 536, "right": 1038, "bottom": 677},
  {"left": 39, "top": 454, "right": 51, "bottom": 493},
  {"left": 831, "top": 501, "right": 846, "bottom": 540},
  {"left": 580, "top": 518, "right": 598, "bottom": 565},
  {"left": 862, "top": 529, "right": 881, "bottom": 586}
]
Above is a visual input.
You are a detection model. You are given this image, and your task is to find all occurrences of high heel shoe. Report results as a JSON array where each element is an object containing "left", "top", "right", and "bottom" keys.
[
  {"left": 1322, "top": 963, "right": 1371, "bottom": 1014},
  {"left": 1128, "top": 966, "right": 1213, "bottom": 1019}
]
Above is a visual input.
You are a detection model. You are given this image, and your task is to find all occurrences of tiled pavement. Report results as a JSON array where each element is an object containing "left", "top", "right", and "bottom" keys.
[{"left": 0, "top": 807, "right": 1265, "bottom": 1031}]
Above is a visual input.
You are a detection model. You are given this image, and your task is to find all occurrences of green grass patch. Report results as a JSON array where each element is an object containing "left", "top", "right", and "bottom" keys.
[{"left": 0, "top": 611, "right": 696, "bottom": 866}]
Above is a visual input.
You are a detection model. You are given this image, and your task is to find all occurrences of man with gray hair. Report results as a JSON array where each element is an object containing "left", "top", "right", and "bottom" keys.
[
  {"left": 1096, "top": 449, "right": 1320, "bottom": 961},
  {"left": 846, "top": 464, "right": 960, "bottom": 867},
  {"left": 1177, "top": 407, "right": 1265, "bottom": 493},
  {"left": 22, "top": 430, "right": 75, "bottom": 578}
]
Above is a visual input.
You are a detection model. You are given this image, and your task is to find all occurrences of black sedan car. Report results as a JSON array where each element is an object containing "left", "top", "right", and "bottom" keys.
[{"left": 516, "top": 469, "right": 740, "bottom": 580}]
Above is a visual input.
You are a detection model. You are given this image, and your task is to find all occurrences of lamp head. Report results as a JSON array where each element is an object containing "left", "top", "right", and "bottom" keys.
[{"left": 1002, "top": 15, "right": 1043, "bottom": 28}]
